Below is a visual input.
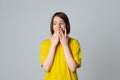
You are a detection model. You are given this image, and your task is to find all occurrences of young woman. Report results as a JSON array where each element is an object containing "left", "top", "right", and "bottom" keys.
[{"left": 40, "top": 12, "right": 82, "bottom": 80}]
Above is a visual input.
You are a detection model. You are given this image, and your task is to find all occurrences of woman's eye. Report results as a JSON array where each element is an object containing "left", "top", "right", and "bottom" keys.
[
  {"left": 60, "top": 22, "right": 65, "bottom": 25},
  {"left": 53, "top": 23, "right": 57, "bottom": 25},
  {"left": 53, "top": 22, "right": 65, "bottom": 26}
]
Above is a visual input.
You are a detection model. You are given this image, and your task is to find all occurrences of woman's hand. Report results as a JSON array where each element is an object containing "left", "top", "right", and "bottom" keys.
[
  {"left": 59, "top": 29, "right": 69, "bottom": 47},
  {"left": 50, "top": 31, "right": 60, "bottom": 47}
]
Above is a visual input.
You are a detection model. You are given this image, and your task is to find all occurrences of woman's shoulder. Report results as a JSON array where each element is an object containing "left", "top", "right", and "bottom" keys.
[
  {"left": 69, "top": 37, "right": 81, "bottom": 48},
  {"left": 40, "top": 38, "right": 50, "bottom": 45},
  {"left": 69, "top": 37, "right": 80, "bottom": 43},
  {"left": 42, "top": 38, "right": 50, "bottom": 42}
]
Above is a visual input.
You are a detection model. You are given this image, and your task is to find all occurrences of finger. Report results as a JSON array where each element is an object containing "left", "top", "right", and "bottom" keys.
[
  {"left": 60, "top": 29, "right": 64, "bottom": 37},
  {"left": 65, "top": 28, "right": 67, "bottom": 37},
  {"left": 50, "top": 34, "right": 53, "bottom": 38},
  {"left": 53, "top": 31, "right": 57, "bottom": 37},
  {"left": 57, "top": 30, "right": 61, "bottom": 38},
  {"left": 50, "top": 35, "right": 53, "bottom": 41},
  {"left": 59, "top": 30, "right": 62, "bottom": 38}
]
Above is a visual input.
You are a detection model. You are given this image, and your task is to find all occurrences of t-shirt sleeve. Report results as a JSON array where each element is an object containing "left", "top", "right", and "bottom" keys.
[
  {"left": 40, "top": 41, "right": 49, "bottom": 66},
  {"left": 72, "top": 39, "right": 82, "bottom": 67}
]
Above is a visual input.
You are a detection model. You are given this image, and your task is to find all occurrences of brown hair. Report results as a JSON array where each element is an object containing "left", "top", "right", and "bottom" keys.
[{"left": 50, "top": 12, "right": 70, "bottom": 34}]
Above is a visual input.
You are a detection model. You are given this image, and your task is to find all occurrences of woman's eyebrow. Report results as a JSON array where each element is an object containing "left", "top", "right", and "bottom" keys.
[
  {"left": 53, "top": 21, "right": 57, "bottom": 23},
  {"left": 53, "top": 21, "right": 64, "bottom": 23},
  {"left": 60, "top": 21, "right": 65, "bottom": 22}
]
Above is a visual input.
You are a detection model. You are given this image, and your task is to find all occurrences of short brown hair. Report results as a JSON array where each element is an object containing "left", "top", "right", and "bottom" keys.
[{"left": 50, "top": 12, "right": 70, "bottom": 34}]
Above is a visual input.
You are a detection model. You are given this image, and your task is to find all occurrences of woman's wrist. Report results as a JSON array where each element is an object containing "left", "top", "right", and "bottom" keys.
[
  {"left": 62, "top": 43, "right": 68, "bottom": 49},
  {"left": 51, "top": 43, "right": 57, "bottom": 49}
]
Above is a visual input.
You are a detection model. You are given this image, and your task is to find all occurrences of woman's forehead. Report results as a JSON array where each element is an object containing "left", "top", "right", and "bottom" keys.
[{"left": 53, "top": 16, "right": 64, "bottom": 22}]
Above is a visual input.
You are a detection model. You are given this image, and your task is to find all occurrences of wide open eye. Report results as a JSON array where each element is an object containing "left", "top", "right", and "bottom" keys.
[
  {"left": 53, "top": 22, "right": 57, "bottom": 25},
  {"left": 60, "top": 22, "right": 65, "bottom": 26}
]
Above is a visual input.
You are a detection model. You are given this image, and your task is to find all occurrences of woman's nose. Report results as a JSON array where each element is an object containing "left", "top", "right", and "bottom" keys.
[{"left": 58, "top": 24, "right": 61, "bottom": 28}]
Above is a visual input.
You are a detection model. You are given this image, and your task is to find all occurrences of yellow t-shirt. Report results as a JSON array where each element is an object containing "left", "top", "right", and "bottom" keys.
[{"left": 40, "top": 38, "right": 82, "bottom": 80}]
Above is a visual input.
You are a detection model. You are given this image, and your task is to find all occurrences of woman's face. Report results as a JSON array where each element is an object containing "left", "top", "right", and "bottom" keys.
[{"left": 53, "top": 16, "right": 66, "bottom": 34}]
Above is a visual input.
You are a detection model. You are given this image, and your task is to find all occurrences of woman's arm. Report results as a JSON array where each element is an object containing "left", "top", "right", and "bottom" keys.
[
  {"left": 42, "top": 33, "right": 59, "bottom": 72},
  {"left": 63, "top": 44, "right": 79, "bottom": 72},
  {"left": 42, "top": 44, "right": 56, "bottom": 72},
  {"left": 59, "top": 29, "right": 79, "bottom": 72}
]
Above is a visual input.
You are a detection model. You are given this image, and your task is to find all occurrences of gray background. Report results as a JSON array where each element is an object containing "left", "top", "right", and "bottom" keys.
[{"left": 0, "top": 0, "right": 120, "bottom": 80}]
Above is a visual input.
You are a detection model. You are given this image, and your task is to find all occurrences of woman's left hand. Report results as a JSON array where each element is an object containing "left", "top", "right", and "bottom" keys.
[{"left": 59, "top": 29, "right": 69, "bottom": 47}]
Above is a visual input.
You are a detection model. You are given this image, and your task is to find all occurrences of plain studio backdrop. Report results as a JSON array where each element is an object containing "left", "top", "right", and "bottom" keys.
[{"left": 0, "top": 0, "right": 120, "bottom": 80}]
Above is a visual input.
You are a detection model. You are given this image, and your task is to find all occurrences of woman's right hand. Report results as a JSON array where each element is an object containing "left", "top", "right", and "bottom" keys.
[{"left": 50, "top": 31, "right": 60, "bottom": 47}]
